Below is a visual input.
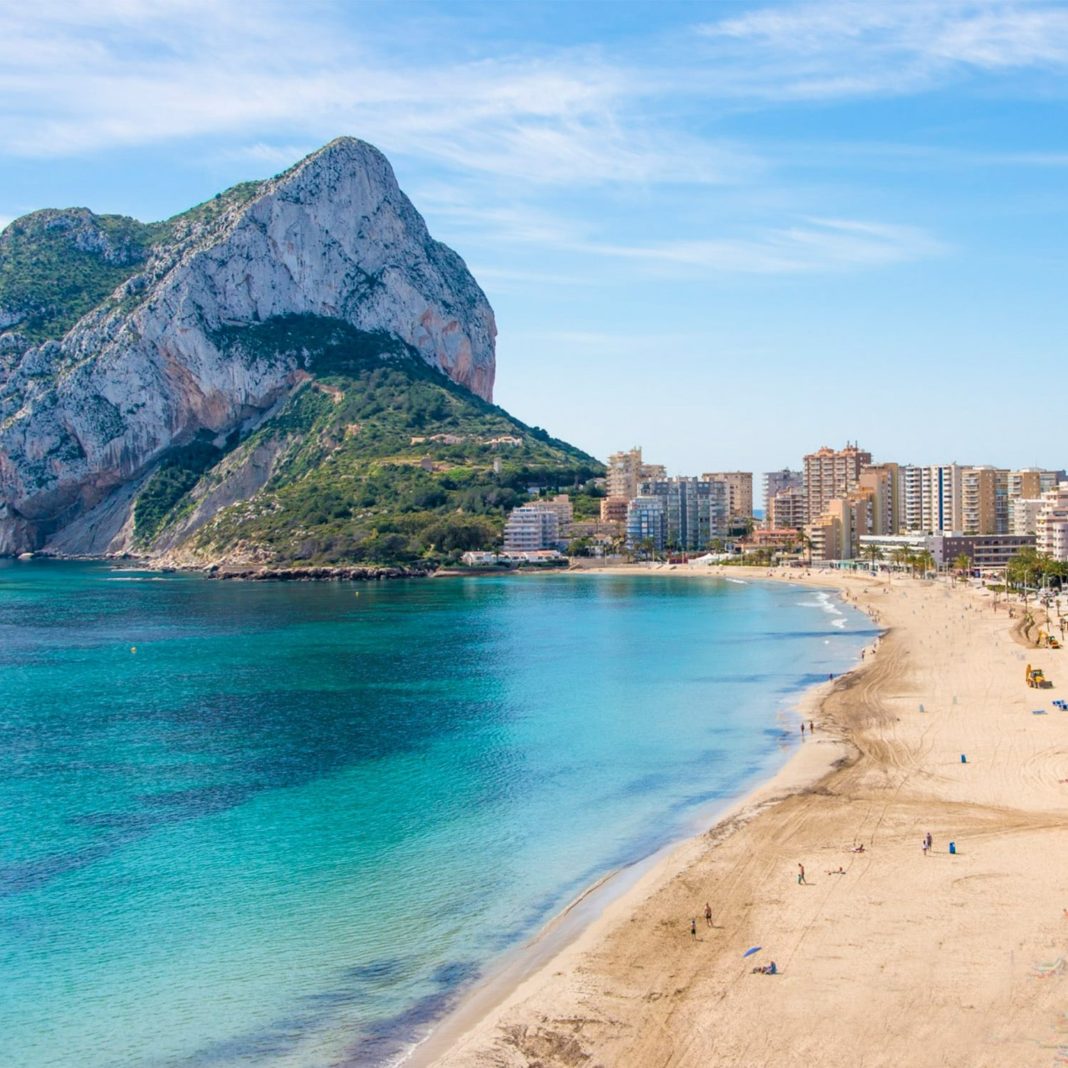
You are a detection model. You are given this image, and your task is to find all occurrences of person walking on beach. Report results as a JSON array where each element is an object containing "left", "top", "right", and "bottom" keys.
[
  {"left": 810, "top": 720, "right": 814, "bottom": 733},
  {"left": 922, "top": 837, "right": 928, "bottom": 856},
  {"left": 798, "top": 863, "right": 807, "bottom": 885},
  {"left": 704, "top": 902, "right": 713, "bottom": 927},
  {"left": 801, "top": 721, "right": 805, "bottom": 737},
  {"left": 690, "top": 917, "right": 697, "bottom": 941},
  {"left": 925, "top": 831, "right": 933, "bottom": 853}
]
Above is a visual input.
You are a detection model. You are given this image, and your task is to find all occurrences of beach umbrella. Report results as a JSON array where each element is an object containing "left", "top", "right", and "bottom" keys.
[{"left": 742, "top": 946, "right": 762, "bottom": 958}]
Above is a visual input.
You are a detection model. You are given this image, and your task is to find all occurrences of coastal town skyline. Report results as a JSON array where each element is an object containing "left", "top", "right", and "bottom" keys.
[{"left": 498, "top": 443, "right": 1068, "bottom": 566}]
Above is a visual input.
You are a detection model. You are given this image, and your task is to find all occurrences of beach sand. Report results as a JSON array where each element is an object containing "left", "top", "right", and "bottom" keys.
[{"left": 416, "top": 567, "right": 1068, "bottom": 1068}]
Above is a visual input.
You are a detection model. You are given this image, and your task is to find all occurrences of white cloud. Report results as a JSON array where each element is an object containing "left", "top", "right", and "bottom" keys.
[
  {"left": 0, "top": 2, "right": 757, "bottom": 190},
  {"left": 697, "top": 1, "right": 1068, "bottom": 99},
  {"left": 560, "top": 216, "right": 947, "bottom": 275}
]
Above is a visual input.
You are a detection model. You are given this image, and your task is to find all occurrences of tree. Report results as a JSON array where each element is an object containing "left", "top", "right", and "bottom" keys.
[
  {"left": 862, "top": 542, "right": 883, "bottom": 572},
  {"left": 952, "top": 552, "right": 972, "bottom": 584}
]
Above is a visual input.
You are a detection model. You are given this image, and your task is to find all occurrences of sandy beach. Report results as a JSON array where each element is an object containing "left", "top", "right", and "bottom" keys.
[{"left": 415, "top": 566, "right": 1068, "bottom": 1068}]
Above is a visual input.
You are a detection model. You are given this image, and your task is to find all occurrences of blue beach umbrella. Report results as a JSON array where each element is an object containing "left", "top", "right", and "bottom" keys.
[{"left": 742, "top": 946, "right": 762, "bottom": 958}]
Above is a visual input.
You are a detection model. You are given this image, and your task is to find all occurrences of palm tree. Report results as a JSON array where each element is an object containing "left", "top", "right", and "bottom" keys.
[
  {"left": 952, "top": 552, "right": 972, "bottom": 585},
  {"left": 862, "top": 542, "right": 883, "bottom": 573},
  {"left": 915, "top": 549, "right": 935, "bottom": 577},
  {"left": 890, "top": 547, "right": 911, "bottom": 574}
]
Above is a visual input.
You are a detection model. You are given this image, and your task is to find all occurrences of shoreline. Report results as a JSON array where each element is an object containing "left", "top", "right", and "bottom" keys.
[
  {"left": 420, "top": 564, "right": 1068, "bottom": 1068},
  {"left": 404, "top": 568, "right": 876, "bottom": 1067}
]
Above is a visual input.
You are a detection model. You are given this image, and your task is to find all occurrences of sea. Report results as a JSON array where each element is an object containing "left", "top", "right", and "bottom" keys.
[{"left": 0, "top": 560, "right": 874, "bottom": 1067}]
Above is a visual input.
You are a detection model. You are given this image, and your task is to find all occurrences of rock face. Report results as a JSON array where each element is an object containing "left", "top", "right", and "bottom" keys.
[{"left": 0, "top": 137, "right": 496, "bottom": 554}]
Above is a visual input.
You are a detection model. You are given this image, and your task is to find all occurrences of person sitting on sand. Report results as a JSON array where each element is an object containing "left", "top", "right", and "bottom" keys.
[
  {"left": 752, "top": 961, "right": 779, "bottom": 975},
  {"left": 851, "top": 843, "right": 865, "bottom": 853}
]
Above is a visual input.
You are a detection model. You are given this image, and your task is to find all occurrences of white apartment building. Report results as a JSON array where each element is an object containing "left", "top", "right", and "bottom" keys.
[
  {"left": 900, "top": 465, "right": 925, "bottom": 533},
  {"left": 1009, "top": 498, "right": 1045, "bottom": 536},
  {"left": 904, "top": 464, "right": 965, "bottom": 534},
  {"left": 1037, "top": 482, "right": 1068, "bottom": 562},
  {"left": 502, "top": 495, "right": 573, "bottom": 552}
]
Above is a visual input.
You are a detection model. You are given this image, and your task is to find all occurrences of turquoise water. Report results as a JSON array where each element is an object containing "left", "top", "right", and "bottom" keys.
[{"left": 0, "top": 561, "right": 873, "bottom": 1067}]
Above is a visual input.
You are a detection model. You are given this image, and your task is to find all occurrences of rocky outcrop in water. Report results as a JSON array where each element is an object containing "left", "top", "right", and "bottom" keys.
[{"left": 0, "top": 137, "right": 496, "bottom": 555}]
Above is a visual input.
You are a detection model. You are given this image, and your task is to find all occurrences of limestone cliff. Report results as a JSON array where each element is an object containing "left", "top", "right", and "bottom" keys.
[{"left": 0, "top": 137, "right": 497, "bottom": 555}]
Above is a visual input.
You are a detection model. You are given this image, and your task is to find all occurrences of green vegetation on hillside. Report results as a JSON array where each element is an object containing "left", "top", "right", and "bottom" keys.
[
  {"left": 0, "top": 212, "right": 164, "bottom": 341},
  {"left": 137, "top": 315, "right": 602, "bottom": 566},
  {"left": 133, "top": 438, "right": 227, "bottom": 545},
  {"left": 0, "top": 180, "right": 265, "bottom": 344}
]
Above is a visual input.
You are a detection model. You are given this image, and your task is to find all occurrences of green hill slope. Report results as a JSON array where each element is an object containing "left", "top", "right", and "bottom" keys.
[{"left": 135, "top": 315, "right": 602, "bottom": 567}]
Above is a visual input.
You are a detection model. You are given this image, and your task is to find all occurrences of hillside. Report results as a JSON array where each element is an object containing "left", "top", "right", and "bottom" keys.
[
  {"left": 0, "top": 137, "right": 554, "bottom": 562},
  {"left": 137, "top": 316, "right": 600, "bottom": 566}
]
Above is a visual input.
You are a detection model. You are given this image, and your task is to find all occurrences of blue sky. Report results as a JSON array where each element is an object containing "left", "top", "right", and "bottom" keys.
[{"left": 2, "top": 0, "right": 1066, "bottom": 476}]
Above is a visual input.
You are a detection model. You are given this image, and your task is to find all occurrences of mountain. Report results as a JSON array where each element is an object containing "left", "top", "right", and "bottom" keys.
[{"left": 0, "top": 138, "right": 600, "bottom": 564}]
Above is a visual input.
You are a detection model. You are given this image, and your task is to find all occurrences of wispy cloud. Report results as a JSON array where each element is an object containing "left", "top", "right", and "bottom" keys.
[
  {"left": 0, "top": 2, "right": 755, "bottom": 190},
  {"left": 698, "top": 1, "right": 1068, "bottom": 99},
  {"left": 555, "top": 217, "right": 947, "bottom": 275}
]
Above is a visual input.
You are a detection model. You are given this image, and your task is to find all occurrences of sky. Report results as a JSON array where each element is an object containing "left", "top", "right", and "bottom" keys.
[{"left": 2, "top": 0, "right": 1066, "bottom": 476}]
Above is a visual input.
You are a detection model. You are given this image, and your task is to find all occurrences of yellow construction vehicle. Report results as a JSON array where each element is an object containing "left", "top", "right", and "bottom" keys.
[{"left": 1027, "top": 664, "right": 1048, "bottom": 688}]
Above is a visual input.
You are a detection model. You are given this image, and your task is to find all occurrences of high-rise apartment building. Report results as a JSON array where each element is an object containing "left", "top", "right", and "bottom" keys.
[
  {"left": 606, "top": 447, "right": 666, "bottom": 501},
  {"left": 633, "top": 477, "right": 728, "bottom": 551},
  {"left": 960, "top": 466, "right": 1008, "bottom": 535},
  {"left": 859, "top": 463, "right": 901, "bottom": 536},
  {"left": 921, "top": 464, "right": 965, "bottom": 534},
  {"left": 1009, "top": 498, "right": 1045, "bottom": 536},
  {"left": 502, "top": 495, "right": 573, "bottom": 552},
  {"left": 1037, "top": 482, "right": 1068, "bottom": 562},
  {"left": 606, "top": 448, "right": 644, "bottom": 500},
  {"left": 625, "top": 496, "right": 667, "bottom": 551},
  {"left": 808, "top": 493, "right": 873, "bottom": 562},
  {"left": 763, "top": 469, "right": 803, "bottom": 525},
  {"left": 1009, "top": 468, "right": 1067, "bottom": 501},
  {"left": 769, "top": 487, "right": 807, "bottom": 531},
  {"left": 702, "top": 472, "right": 753, "bottom": 519},
  {"left": 803, "top": 444, "right": 872, "bottom": 524}
]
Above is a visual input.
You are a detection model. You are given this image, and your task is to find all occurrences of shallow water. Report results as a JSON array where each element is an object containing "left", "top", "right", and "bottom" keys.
[{"left": 0, "top": 562, "right": 873, "bottom": 1066}]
